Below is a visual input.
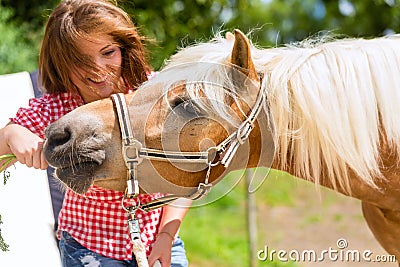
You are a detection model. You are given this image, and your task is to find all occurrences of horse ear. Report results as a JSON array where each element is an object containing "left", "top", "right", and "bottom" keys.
[{"left": 230, "top": 29, "right": 259, "bottom": 81}]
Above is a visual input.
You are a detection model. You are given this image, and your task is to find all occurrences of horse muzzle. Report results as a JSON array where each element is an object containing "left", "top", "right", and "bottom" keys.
[{"left": 43, "top": 116, "right": 107, "bottom": 193}]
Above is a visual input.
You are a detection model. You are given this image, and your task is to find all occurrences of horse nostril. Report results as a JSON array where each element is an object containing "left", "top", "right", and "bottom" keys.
[{"left": 47, "top": 126, "right": 72, "bottom": 151}]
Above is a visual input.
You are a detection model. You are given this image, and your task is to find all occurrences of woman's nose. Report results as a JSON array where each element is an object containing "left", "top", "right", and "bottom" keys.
[{"left": 94, "top": 56, "right": 108, "bottom": 69}]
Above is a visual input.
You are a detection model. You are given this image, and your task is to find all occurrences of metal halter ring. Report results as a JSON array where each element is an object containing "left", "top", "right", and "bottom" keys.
[{"left": 121, "top": 195, "right": 141, "bottom": 213}]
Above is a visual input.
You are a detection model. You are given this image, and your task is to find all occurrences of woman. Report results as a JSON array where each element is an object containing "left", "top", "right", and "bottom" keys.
[{"left": 0, "top": 0, "right": 189, "bottom": 266}]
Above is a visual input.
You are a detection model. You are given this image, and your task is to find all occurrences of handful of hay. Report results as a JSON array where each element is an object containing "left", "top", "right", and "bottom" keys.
[
  {"left": 1, "top": 154, "right": 16, "bottom": 185},
  {"left": 0, "top": 154, "right": 16, "bottom": 251}
]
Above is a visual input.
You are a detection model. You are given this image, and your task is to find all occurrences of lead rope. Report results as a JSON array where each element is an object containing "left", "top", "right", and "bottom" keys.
[
  {"left": 125, "top": 199, "right": 162, "bottom": 267},
  {"left": 128, "top": 210, "right": 148, "bottom": 267},
  {"left": 122, "top": 163, "right": 214, "bottom": 267},
  {"left": 132, "top": 240, "right": 149, "bottom": 267}
]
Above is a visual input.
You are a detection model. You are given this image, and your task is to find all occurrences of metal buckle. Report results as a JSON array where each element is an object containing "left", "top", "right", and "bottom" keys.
[
  {"left": 123, "top": 139, "right": 143, "bottom": 165},
  {"left": 190, "top": 182, "right": 213, "bottom": 200},
  {"left": 127, "top": 212, "right": 141, "bottom": 241}
]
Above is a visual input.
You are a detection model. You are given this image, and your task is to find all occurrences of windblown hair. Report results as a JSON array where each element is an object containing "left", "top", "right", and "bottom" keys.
[
  {"left": 144, "top": 32, "right": 400, "bottom": 193},
  {"left": 39, "top": 0, "right": 150, "bottom": 94}
]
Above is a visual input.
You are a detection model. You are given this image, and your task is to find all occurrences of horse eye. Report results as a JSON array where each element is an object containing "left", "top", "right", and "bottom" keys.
[
  {"left": 170, "top": 96, "right": 185, "bottom": 108},
  {"left": 182, "top": 100, "right": 202, "bottom": 115},
  {"left": 169, "top": 96, "right": 202, "bottom": 116}
]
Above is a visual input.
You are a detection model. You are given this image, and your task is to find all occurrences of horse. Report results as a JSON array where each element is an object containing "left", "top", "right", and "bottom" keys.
[{"left": 43, "top": 29, "right": 400, "bottom": 263}]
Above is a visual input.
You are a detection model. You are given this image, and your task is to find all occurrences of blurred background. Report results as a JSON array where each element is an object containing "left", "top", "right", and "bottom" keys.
[
  {"left": 1, "top": 0, "right": 399, "bottom": 266},
  {"left": 1, "top": 0, "right": 400, "bottom": 73}
]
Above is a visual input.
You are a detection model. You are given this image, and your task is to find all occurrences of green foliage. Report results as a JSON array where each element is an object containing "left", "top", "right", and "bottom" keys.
[
  {"left": 119, "top": 0, "right": 400, "bottom": 69},
  {"left": 254, "top": 169, "right": 297, "bottom": 207},
  {"left": 0, "top": 214, "right": 9, "bottom": 252},
  {"left": 0, "top": 7, "right": 40, "bottom": 74},
  {"left": 0, "top": 154, "right": 16, "bottom": 252},
  {"left": 0, "top": 0, "right": 57, "bottom": 28},
  {"left": 120, "top": 0, "right": 230, "bottom": 69},
  {"left": 2, "top": 0, "right": 400, "bottom": 72}
]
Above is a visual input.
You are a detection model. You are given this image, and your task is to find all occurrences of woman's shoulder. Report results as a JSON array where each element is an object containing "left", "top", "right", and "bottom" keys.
[
  {"left": 32, "top": 92, "right": 84, "bottom": 108},
  {"left": 27, "top": 92, "right": 84, "bottom": 116},
  {"left": 11, "top": 91, "right": 85, "bottom": 137}
]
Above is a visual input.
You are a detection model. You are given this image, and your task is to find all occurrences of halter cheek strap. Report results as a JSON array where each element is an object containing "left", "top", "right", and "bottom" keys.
[
  {"left": 218, "top": 86, "right": 265, "bottom": 167},
  {"left": 111, "top": 93, "right": 142, "bottom": 197}
]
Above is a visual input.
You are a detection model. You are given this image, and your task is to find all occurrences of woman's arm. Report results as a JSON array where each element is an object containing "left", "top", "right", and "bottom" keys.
[
  {"left": 148, "top": 198, "right": 192, "bottom": 267},
  {"left": 0, "top": 123, "right": 47, "bottom": 169}
]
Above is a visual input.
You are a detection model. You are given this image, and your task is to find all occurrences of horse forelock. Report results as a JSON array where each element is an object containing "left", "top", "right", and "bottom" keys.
[
  {"left": 143, "top": 32, "right": 400, "bottom": 193},
  {"left": 143, "top": 34, "right": 255, "bottom": 126}
]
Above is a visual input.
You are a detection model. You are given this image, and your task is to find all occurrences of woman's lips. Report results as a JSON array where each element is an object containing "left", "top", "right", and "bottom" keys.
[{"left": 88, "top": 77, "right": 107, "bottom": 87}]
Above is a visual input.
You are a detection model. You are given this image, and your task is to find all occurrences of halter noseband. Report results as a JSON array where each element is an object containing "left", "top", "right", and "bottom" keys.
[{"left": 111, "top": 79, "right": 264, "bottom": 210}]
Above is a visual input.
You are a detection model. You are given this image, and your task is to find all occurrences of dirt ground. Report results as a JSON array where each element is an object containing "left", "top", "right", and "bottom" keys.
[{"left": 256, "top": 180, "right": 397, "bottom": 267}]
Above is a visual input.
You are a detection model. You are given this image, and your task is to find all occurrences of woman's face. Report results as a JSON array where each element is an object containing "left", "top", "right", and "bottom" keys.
[{"left": 70, "top": 34, "right": 124, "bottom": 103}]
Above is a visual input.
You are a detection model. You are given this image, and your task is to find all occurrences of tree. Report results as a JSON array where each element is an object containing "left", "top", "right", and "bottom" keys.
[
  {"left": 0, "top": 7, "right": 39, "bottom": 74},
  {"left": 120, "top": 0, "right": 230, "bottom": 69},
  {"left": 121, "top": 0, "right": 400, "bottom": 69},
  {"left": 1, "top": 0, "right": 400, "bottom": 72}
]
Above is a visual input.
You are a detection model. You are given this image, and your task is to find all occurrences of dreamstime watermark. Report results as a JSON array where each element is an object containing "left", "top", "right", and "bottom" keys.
[{"left": 257, "top": 238, "right": 397, "bottom": 263}]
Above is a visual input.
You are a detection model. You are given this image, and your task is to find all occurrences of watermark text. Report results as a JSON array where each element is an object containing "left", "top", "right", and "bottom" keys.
[{"left": 257, "top": 238, "right": 397, "bottom": 263}]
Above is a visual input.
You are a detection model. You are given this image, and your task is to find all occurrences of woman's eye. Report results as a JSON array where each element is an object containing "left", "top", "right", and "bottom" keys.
[{"left": 103, "top": 50, "right": 115, "bottom": 56}]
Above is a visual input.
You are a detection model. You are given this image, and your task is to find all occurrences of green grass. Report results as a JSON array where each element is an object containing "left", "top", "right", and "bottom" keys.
[
  {"left": 180, "top": 168, "right": 299, "bottom": 267},
  {"left": 252, "top": 168, "right": 298, "bottom": 207}
]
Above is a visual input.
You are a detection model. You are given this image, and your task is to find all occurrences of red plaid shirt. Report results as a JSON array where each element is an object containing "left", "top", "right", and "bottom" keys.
[{"left": 11, "top": 92, "right": 163, "bottom": 260}]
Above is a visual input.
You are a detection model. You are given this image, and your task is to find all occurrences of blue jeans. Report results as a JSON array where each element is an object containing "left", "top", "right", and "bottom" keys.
[{"left": 59, "top": 231, "right": 188, "bottom": 267}]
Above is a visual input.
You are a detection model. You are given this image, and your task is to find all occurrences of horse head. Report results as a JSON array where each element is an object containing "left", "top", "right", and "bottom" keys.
[{"left": 43, "top": 30, "right": 274, "bottom": 195}]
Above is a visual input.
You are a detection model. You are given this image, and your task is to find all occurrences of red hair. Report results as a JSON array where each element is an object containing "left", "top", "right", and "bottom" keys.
[{"left": 39, "top": 0, "right": 150, "bottom": 94}]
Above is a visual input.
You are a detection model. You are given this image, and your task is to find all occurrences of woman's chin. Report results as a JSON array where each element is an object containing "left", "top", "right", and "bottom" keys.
[{"left": 95, "top": 86, "right": 115, "bottom": 98}]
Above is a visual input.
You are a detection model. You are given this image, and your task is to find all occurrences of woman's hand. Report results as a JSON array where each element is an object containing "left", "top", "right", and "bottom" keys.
[
  {"left": 148, "top": 232, "right": 174, "bottom": 267},
  {"left": 2, "top": 123, "right": 48, "bottom": 170},
  {"left": 148, "top": 198, "right": 191, "bottom": 267}
]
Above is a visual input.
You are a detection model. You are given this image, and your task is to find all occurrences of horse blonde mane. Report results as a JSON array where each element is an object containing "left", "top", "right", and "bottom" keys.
[
  {"left": 145, "top": 32, "right": 400, "bottom": 193},
  {"left": 263, "top": 35, "right": 400, "bottom": 192}
]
